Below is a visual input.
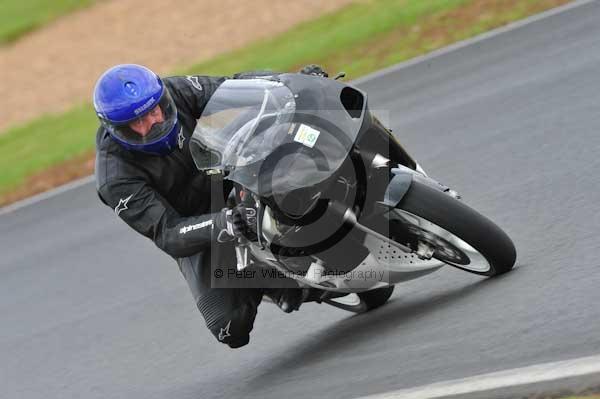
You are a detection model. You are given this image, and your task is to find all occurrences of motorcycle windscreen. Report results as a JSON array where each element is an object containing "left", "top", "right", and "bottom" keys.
[
  {"left": 190, "top": 75, "right": 365, "bottom": 196},
  {"left": 229, "top": 118, "right": 349, "bottom": 196}
]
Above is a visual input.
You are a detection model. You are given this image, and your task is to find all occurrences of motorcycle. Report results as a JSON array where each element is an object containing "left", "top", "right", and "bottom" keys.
[{"left": 189, "top": 73, "right": 517, "bottom": 313}]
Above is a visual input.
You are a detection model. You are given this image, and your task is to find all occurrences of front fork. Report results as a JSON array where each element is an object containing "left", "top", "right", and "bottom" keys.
[{"left": 377, "top": 163, "right": 461, "bottom": 260}]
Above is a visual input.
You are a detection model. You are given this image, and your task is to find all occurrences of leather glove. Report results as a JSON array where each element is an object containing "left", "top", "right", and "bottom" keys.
[
  {"left": 299, "top": 64, "right": 329, "bottom": 78},
  {"left": 215, "top": 204, "right": 257, "bottom": 241}
]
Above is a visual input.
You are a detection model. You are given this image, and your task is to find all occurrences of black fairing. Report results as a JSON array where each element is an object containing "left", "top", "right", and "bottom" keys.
[{"left": 191, "top": 74, "right": 419, "bottom": 271}]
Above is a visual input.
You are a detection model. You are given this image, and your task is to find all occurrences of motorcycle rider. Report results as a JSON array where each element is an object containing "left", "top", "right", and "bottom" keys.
[{"left": 93, "top": 63, "right": 328, "bottom": 348}]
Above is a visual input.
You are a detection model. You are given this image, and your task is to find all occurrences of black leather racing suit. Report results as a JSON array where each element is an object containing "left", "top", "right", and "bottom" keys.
[{"left": 95, "top": 73, "right": 295, "bottom": 348}]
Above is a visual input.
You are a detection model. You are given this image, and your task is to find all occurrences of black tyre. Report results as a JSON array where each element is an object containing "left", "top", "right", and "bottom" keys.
[
  {"left": 394, "top": 181, "right": 516, "bottom": 277},
  {"left": 323, "top": 285, "right": 395, "bottom": 313}
]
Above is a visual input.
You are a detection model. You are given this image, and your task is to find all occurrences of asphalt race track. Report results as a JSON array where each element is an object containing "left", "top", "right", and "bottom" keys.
[{"left": 2, "top": 2, "right": 600, "bottom": 398}]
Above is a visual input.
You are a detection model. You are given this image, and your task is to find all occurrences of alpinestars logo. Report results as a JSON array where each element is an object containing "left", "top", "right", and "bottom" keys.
[
  {"left": 218, "top": 320, "right": 232, "bottom": 341},
  {"left": 114, "top": 194, "right": 133, "bottom": 216},
  {"left": 186, "top": 76, "right": 203, "bottom": 91},
  {"left": 179, "top": 220, "right": 213, "bottom": 234}
]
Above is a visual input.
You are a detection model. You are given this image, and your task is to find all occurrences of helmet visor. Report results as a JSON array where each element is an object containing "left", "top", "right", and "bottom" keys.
[{"left": 101, "top": 88, "right": 177, "bottom": 145}]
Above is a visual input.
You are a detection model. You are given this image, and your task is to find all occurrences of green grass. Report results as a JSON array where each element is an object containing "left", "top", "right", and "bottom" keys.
[
  {"left": 0, "top": 0, "right": 95, "bottom": 45},
  {"left": 0, "top": 104, "right": 97, "bottom": 193},
  {"left": 178, "top": 0, "right": 470, "bottom": 76},
  {"left": 0, "top": 0, "right": 569, "bottom": 200}
]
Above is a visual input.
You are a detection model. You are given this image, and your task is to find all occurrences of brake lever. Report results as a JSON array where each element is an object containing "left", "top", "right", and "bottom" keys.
[{"left": 235, "top": 240, "right": 250, "bottom": 271}]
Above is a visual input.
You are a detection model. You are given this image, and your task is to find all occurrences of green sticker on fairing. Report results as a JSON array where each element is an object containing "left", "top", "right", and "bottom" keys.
[{"left": 294, "top": 124, "right": 320, "bottom": 148}]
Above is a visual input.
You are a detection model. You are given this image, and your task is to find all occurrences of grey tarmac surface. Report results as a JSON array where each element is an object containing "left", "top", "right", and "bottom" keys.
[{"left": 2, "top": 1, "right": 600, "bottom": 398}]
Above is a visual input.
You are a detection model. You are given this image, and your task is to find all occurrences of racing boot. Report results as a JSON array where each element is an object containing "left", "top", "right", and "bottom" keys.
[
  {"left": 264, "top": 288, "right": 305, "bottom": 313},
  {"left": 264, "top": 287, "right": 346, "bottom": 312}
]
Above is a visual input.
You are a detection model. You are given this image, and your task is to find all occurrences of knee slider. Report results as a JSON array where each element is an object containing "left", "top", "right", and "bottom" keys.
[
  {"left": 226, "top": 335, "right": 250, "bottom": 349},
  {"left": 212, "top": 302, "right": 257, "bottom": 347},
  {"left": 210, "top": 317, "right": 252, "bottom": 348}
]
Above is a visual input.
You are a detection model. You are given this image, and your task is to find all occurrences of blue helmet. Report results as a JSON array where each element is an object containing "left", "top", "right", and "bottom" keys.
[{"left": 93, "top": 64, "right": 180, "bottom": 155}]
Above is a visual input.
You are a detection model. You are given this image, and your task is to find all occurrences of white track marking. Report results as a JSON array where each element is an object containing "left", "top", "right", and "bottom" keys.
[{"left": 357, "top": 354, "right": 600, "bottom": 399}]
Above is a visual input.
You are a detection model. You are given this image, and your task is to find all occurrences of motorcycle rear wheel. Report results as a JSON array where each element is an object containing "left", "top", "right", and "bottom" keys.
[
  {"left": 394, "top": 181, "right": 516, "bottom": 276},
  {"left": 323, "top": 285, "right": 395, "bottom": 313}
]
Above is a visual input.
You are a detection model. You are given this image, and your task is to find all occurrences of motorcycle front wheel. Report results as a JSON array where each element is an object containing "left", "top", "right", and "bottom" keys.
[{"left": 392, "top": 181, "right": 517, "bottom": 277}]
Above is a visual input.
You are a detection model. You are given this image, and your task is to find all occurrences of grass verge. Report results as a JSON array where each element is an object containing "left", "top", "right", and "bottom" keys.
[
  {"left": 0, "top": 0, "right": 95, "bottom": 45},
  {"left": 0, "top": 0, "right": 572, "bottom": 206}
]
